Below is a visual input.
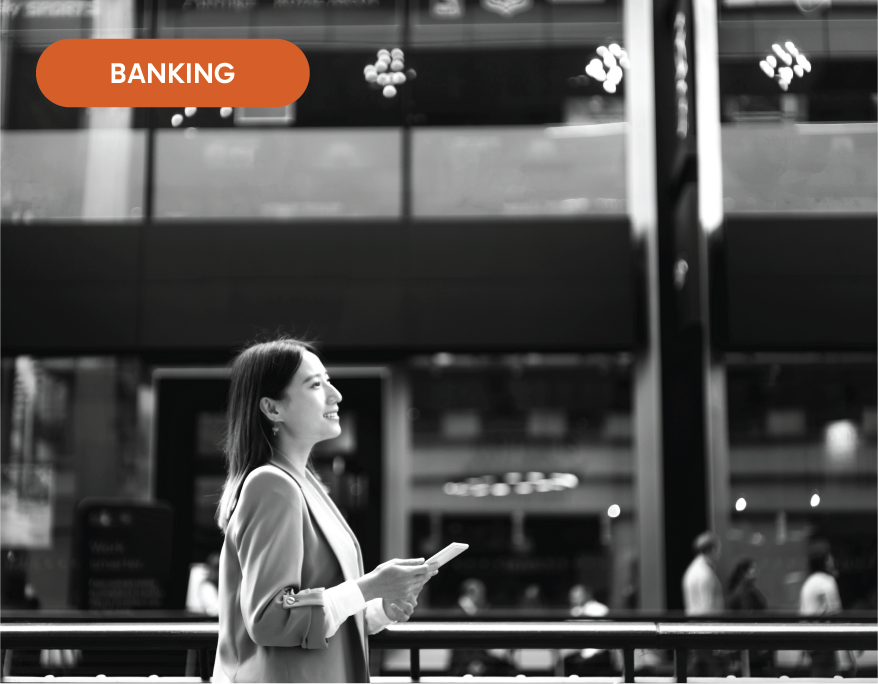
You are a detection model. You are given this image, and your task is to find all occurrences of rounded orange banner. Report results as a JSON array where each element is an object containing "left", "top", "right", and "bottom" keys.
[{"left": 37, "top": 39, "right": 310, "bottom": 108}]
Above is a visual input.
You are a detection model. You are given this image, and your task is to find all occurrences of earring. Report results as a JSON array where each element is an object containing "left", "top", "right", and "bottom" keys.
[{"left": 271, "top": 424, "right": 280, "bottom": 436}]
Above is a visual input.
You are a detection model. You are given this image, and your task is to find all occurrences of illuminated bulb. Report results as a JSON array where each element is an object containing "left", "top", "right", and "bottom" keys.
[
  {"left": 766, "top": 55, "right": 777, "bottom": 68},
  {"left": 364, "top": 64, "right": 376, "bottom": 74},
  {"left": 514, "top": 482, "right": 533, "bottom": 495},
  {"left": 608, "top": 43, "right": 622, "bottom": 57},
  {"left": 810, "top": 493, "right": 820, "bottom": 507},
  {"left": 184, "top": 107, "right": 197, "bottom": 117},
  {"left": 796, "top": 55, "right": 811, "bottom": 72},
  {"left": 619, "top": 56, "right": 631, "bottom": 69},
  {"left": 607, "top": 65, "right": 623, "bottom": 83},
  {"left": 596, "top": 46, "right": 608, "bottom": 57},
  {"left": 392, "top": 72, "right": 405, "bottom": 84},
  {"left": 390, "top": 59, "right": 404, "bottom": 72},
  {"left": 771, "top": 44, "right": 786, "bottom": 59},
  {"left": 382, "top": 85, "right": 397, "bottom": 98},
  {"left": 377, "top": 49, "right": 390, "bottom": 58},
  {"left": 375, "top": 61, "right": 388, "bottom": 73},
  {"left": 219, "top": 107, "right": 233, "bottom": 118},
  {"left": 526, "top": 472, "right": 545, "bottom": 482},
  {"left": 491, "top": 483, "right": 511, "bottom": 496},
  {"left": 377, "top": 73, "right": 390, "bottom": 86},
  {"left": 603, "top": 53, "right": 617, "bottom": 68},
  {"left": 779, "top": 66, "right": 794, "bottom": 81},
  {"left": 366, "top": 71, "right": 378, "bottom": 83},
  {"left": 784, "top": 41, "right": 799, "bottom": 56},
  {"left": 759, "top": 60, "right": 775, "bottom": 78},
  {"left": 504, "top": 472, "right": 522, "bottom": 484},
  {"left": 171, "top": 114, "right": 183, "bottom": 127},
  {"left": 793, "top": 65, "right": 804, "bottom": 78},
  {"left": 778, "top": 81, "right": 789, "bottom": 91},
  {"left": 592, "top": 69, "right": 607, "bottom": 82},
  {"left": 391, "top": 48, "right": 404, "bottom": 59},
  {"left": 443, "top": 482, "right": 458, "bottom": 495},
  {"left": 735, "top": 497, "right": 747, "bottom": 512},
  {"left": 603, "top": 81, "right": 617, "bottom": 93},
  {"left": 607, "top": 504, "right": 621, "bottom": 518},
  {"left": 471, "top": 484, "right": 489, "bottom": 497}
]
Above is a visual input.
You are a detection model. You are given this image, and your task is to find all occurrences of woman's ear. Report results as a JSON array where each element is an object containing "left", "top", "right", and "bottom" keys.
[{"left": 259, "top": 397, "right": 277, "bottom": 419}]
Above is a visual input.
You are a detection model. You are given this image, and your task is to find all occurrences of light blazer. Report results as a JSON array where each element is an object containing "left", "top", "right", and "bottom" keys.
[{"left": 213, "top": 463, "right": 369, "bottom": 683}]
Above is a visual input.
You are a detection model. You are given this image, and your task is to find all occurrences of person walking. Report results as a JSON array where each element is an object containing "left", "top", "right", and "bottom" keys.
[
  {"left": 682, "top": 531, "right": 726, "bottom": 676},
  {"left": 800, "top": 541, "right": 843, "bottom": 677},
  {"left": 728, "top": 558, "right": 772, "bottom": 675},
  {"left": 213, "top": 338, "right": 438, "bottom": 682}
]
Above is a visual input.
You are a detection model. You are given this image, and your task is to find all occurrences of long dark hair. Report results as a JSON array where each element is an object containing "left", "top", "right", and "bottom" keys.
[
  {"left": 728, "top": 558, "right": 755, "bottom": 593},
  {"left": 216, "top": 337, "right": 314, "bottom": 532}
]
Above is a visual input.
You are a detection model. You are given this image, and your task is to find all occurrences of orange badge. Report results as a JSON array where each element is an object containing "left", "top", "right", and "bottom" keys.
[{"left": 37, "top": 39, "right": 309, "bottom": 108}]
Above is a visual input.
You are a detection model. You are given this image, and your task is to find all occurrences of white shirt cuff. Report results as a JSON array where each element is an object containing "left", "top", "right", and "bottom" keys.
[
  {"left": 365, "top": 597, "right": 397, "bottom": 634},
  {"left": 322, "top": 580, "right": 367, "bottom": 639}
]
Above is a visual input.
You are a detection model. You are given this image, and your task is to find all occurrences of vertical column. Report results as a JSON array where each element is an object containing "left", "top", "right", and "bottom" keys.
[
  {"left": 82, "top": 0, "right": 137, "bottom": 219},
  {"left": 650, "top": 0, "right": 728, "bottom": 608},
  {"left": 652, "top": 0, "right": 709, "bottom": 609},
  {"left": 624, "top": 0, "right": 666, "bottom": 610},
  {"left": 692, "top": 0, "right": 730, "bottom": 547},
  {"left": 383, "top": 368, "right": 411, "bottom": 561},
  {"left": 73, "top": 358, "right": 120, "bottom": 500}
]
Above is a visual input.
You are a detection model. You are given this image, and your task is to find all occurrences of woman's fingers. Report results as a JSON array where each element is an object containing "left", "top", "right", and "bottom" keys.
[{"left": 392, "top": 557, "right": 425, "bottom": 566}]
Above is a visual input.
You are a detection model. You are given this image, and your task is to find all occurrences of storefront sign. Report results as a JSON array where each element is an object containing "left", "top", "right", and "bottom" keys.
[{"left": 75, "top": 500, "right": 174, "bottom": 610}]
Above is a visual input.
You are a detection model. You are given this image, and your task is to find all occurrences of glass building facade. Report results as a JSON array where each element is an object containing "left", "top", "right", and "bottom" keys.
[{"left": 1, "top": 0, "right": 875, "bottom": 675}]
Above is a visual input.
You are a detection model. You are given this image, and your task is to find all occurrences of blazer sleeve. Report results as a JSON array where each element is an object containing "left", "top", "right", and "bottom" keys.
[{"left": 233, "top": 469, "right": 328, "bottom": 649}]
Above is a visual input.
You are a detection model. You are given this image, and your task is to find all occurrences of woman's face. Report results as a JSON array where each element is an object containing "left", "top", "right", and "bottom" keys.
[{"left": 267, "top": 350, "right": 342, "bottom": 445}]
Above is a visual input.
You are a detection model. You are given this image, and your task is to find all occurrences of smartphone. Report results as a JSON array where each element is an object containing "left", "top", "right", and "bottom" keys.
[{"left": 426, "top": 542, "right": 469, "bottom": 568}]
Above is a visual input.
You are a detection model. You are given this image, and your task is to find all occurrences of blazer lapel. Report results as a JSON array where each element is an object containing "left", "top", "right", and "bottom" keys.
[
  {"left": 270, "top": 464, "right": 369, "bottom": 665},
  {"left": 305, "top": 469, "right": 369, "bottom": 665},
  {"left": 270, "top": 463, "right": 359, "bottom": 581}
]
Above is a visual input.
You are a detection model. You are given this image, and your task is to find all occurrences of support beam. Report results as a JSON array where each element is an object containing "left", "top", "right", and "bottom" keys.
[{"left": 626, "top": 0, "right": 666, "bottom": 611}]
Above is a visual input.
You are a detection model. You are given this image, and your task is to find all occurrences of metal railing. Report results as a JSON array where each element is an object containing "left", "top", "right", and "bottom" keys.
[{"left": 1, "top": 621, "right": 875, "bottom": 683}]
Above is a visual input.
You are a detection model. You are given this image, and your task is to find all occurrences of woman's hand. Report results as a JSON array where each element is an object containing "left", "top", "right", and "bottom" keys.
[
  {"left": 383, "top": 596, "right": 416, "bottom": 622},
  {"left": 357, "top": 558, "right": 438, "bottom": 603}
]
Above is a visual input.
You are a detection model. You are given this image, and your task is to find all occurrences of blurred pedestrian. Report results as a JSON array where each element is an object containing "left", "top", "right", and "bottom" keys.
[
  {"left": 683, "top": 531, "right": 724, "bottom": 615},
  {"left": 728, "top": 558, "right": 772, "bottom": 675},
  {"left": 728, "top": 558, "right": 766, "bottom": 611},
  {"left": 457, "top": 577, "right": 488, "bottom": 616},
  {"left": 520, "top": 582, "right": 544, "bottom": 609},
  {"left": 800, "top": 541, "right": 842, "bottom": 677},
  {"left": 568, "top": 584, "right": 609, "bottom": 617},
  {"left": 564, "top": 585, "right": 612, "bottom": 676},
  {"left": 682, "top": 531, "right": 727, "bottom": 676},
  {"left": 450, "top": 579, "right": 516, "bottom": 676}
]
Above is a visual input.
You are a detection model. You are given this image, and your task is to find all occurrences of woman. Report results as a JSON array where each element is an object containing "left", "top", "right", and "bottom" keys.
[
  {"left": 728, "top": 558, "right": 772, "bottom": 676},
  {"left": 728, "top": 558, "right": 767, "bottom": 611},
  {"left": 213, "top": 338, "right": 437, "bottom": 682}
]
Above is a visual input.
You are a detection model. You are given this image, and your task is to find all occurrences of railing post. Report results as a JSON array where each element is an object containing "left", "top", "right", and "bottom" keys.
[
  {"left": 622, "top": 648, "right": 635, "bottom": 682},
  {"left": 198, "top": 648, "right": 211, "bottom": 682},
  {"left": 410, "top": 648, "right": 420, "bottom": 682},
  {"left": 674, "top": 648, "right": 688, "bottom": 682}
]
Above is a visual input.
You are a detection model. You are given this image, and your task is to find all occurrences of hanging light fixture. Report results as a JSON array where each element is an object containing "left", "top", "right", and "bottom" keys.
[
  {"left": 584, "top": 43, "right": 629, "bottom": 94},
  {"left": 759, "top": 42, "right": 811, "bottom": 91}
]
